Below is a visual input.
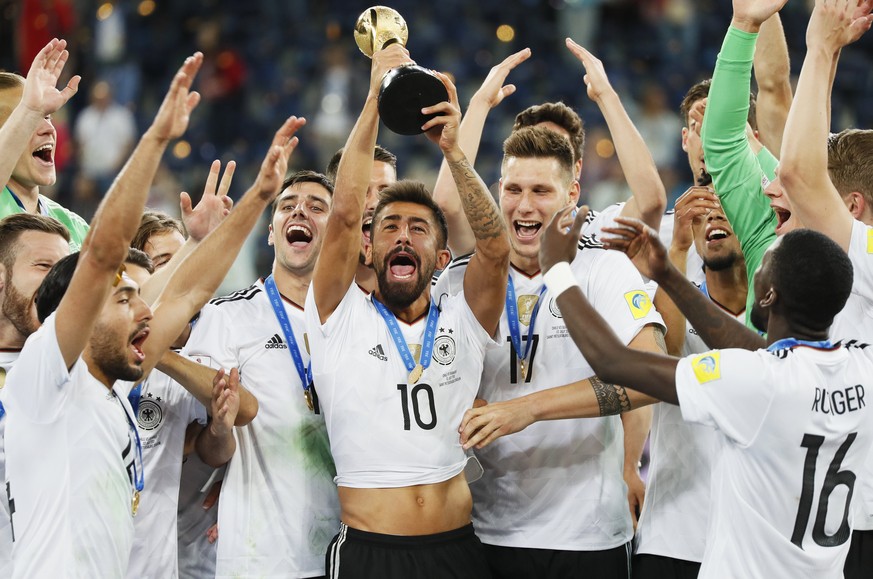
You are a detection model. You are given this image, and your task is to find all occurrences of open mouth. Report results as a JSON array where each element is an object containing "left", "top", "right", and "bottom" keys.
[
  {"left": 772, "top": 206, "right": 792, "bottom": 232},
  {"left": 514, "top": 220, "right": 542, "bottom": 240},
  {"left": 285, "top": 224, "right": 313, "bottom": 247},
  {"left": 32, "top": 143, "right": 53, "bottom": 165},
  {"left": 388, "top": 252, "right": 418, "bottom": 280},
  {"left": 362, "top": 216, "right": 373, "bottom": 244},
  {"left": 129, "top": 327, "right": 150, "bottom": 364},
  {"left": 705, "top": 227, "right": 729, "bottom": 244}
]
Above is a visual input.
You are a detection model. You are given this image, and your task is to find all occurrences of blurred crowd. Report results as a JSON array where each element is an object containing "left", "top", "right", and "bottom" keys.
[{"left": 2, "top": 0, "right": 872, "bottom": 275}]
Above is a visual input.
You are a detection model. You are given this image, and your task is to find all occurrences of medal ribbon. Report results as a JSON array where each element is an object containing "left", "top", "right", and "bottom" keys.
[
  {"left": 506, "top": 275, "right": 547, "bottom": 365},
  {"left": 115, "top": 391, "right": 144, "bottom": 495},
  {"left": 264, "top": 275, "right": 312, "bottom": 398},
  {"left": 767, "top": 337, "right": 834, "bottom": 352},
  {"left": 372, "top": 295, "right": 440, "bottom": 377}
]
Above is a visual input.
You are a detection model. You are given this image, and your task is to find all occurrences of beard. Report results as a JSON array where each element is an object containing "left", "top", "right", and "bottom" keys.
[
  {"left": 702, "top": 250, "right": 739, "bottom": 272},
  {"left": 90, "top": 322, "right": 145, "bottom": 383},
  {"left": 375, "top": 246, "right": 433, "bottom": 310},
  {"left": 2, "top": 276, "right": 40, "bottom": 338}
]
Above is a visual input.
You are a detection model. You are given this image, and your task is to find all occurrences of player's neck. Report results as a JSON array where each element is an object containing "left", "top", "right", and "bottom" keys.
[
  {"left": 510, "top": 251, "right": 541, "bottom": 277},
  {"left": 271, "top": 263, "right": 311, "bottom": 306},
  {"left": 0, "top": 318, "right": 28, "bottom": 350},
  {"left": 356, "top": 263, "right": 376, "bottom": 293},
  {"left": 374, "top": 289, "right": 431, "bottom": 324},
  {"left": 704, "top": 264, "right": 748, "bottom": 315},
  {"left": 7, "top": 179, "right": 40, "bottom": 213},
  {"left": 765, "top": 316, "right": 831, "bottom": 347}
]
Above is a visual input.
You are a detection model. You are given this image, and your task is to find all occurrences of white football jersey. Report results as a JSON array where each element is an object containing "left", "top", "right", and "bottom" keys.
[
  {"left": 432, "top": 240, "right": 664, "bottom": 551},
  {"left": 0, "top": 349, "right": 20, "bottom": 578},
  {"left": 305, "top": 282, "right": 494, "bottom": 488},
  {"left": 126, "top": 364, "right": 207, "bottom": 579},
  {"left": 676, "top": 343, "right": 873, "bottom": 578},
  {"left": 635, "top": 300, "right": 745, "bottom": 562},
  {"left": 4, "top": 314, "right": 138, "bottom": 578},
  {"left": 829, "top": 219, "right": 873, "bottom": 531},
  {"left": 582, "top": 203, "right": 705, "bottom": 286},
  {"left": 186, "top": 281, "right": 340, "bottom": 579}
]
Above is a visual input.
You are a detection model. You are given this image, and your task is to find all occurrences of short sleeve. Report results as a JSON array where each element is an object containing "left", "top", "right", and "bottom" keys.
[
  {"left": 185, "top": 304, "right": 238, "bottom": 372},
  {"left": 675, "top": 348, "right": 774, "bottom": 446},
  {"left": 583, "top": 250, "right": 665, "bottom": 346},
  {"left": 580, "top": 203, "right": 623, "bottom": 239},
  {"left": 431, "top": 255, "right": 468, "bottom": 306},
  {"left": 305, "top": 281, "right": 367, "bottom": 341},
  {"left": 4, "top": 313, "right": 72, "bottom": 422}
]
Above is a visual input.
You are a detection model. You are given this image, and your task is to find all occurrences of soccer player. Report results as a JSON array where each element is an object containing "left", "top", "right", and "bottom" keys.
[
  {"left": 306, "top": 44, "right": 509, "bottom": 578},
  {"left": 325, "top": 145, "right": 398, "bottom": 293},
  {"left": 540, "top": 208, "right": 873, "bottom": 579},
  {"left": 190, "top": 169, "right": 340, "bottom": 579},
  {"left": 0, "top": 213, "right": 70, "bottom": 576},
  {"left": 435, "top": 122, "right": 663, "bottom": 577},
  {"left": 0, "top": 39, "right": 87, "bottom": 249},
  {"left": 3, "top": 50, "right": 305, "bottom": 578}
]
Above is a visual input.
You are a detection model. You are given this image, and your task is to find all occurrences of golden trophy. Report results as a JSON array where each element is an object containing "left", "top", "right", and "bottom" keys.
[{"left": 354, "top": 6, "right": 449, "bottom": 135}]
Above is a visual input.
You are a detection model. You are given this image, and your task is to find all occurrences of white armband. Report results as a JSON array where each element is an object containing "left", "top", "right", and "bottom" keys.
[{"left": 543, "top": 262, "right": 578, "bottom": 297}]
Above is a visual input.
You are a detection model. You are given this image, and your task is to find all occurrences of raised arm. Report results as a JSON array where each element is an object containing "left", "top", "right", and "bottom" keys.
[
  {"left": 778, "top": 0, "right": 872, "bottom": 251},
  {"left": 0, "top": 39, "right": 80, "bottom": 193},
  {"left": 312, "top": 45, "right": 413, "bottom": 322},
  {"left": 141, "top": 159, "right": 235, "bottom": 304},
  {"left": 157, "top": 350, "right": 257, "bottom": 426},
  {"left": 753, "top": 13, "right": 793, "bottom": 156},
  {"left": 601, "top": 216, "right": 765, "bottom": 351},
  {"left": 422, "top": 73, "right": 510, "bottom": 335},
  {"left": 55, "top": 53, "right": 202, "bottom": 368},
  {"left": 141, "top": 116, "right": 305, "bottom": 375},
  {"left": 431, "top": 48, "right": 531, "bottom": 256},
  {"left": 566, "top": 39, "right": 667, "bottom": 230},
  {"left": 539, "top": 208, "right": 679, "bottom": 403}
]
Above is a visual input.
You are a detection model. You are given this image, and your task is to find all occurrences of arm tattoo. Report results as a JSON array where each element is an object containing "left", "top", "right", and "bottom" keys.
[
  {"left": 591, "top": 376, "right": 632, "bottom": 416},
  {"left": 447, "top": 157, "right": 505, "bottom": 240}
]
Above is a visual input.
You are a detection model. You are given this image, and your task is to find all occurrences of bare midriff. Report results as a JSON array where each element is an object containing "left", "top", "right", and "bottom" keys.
[{"left": 338, "top": 471, "right": 472, "bottom": 535}]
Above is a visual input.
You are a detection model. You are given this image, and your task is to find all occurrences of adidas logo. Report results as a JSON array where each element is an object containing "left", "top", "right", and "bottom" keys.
[
  {"left": 369, "top": 344, "right": 387, "bottom": 361},
  {"left": 265, "top": 334, "right": 287, "bottom": 349}
]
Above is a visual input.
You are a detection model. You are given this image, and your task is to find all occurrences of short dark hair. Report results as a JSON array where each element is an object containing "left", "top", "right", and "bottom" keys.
[
  {"left": 0, "top": 72, "right": 24, "bottom": 122},
  {"left": 371, "top": 180, "right": 448, "bottom": 250},
  {"left": 770, "top": 229, "right": 853, "bottom": 332},
  {"left": 513, "top": 102, "right": 585, "bottom": 164},
  {"left": 35, "top": 249, "right": 154, "bottom": 323},
  {"left": 680, "top": 79, "right": 758, "bottom": 131},
  {"left": 132, "top": 211, "right": 186, "bottom": 253},
  {"left": 325, "top": 145, "right": 397, "bottom": 184},
  {"left": 827, "top": 129, "right": 873, "bottom": 206},
  {"left": 0, "top": 213, "right": 70, "bottom": 270},
  {"left": 271, "top": 170, "right": 334, "bottom": 218},
  {"left": 503, "top": 126, "right": 576, "bottom": 186}
]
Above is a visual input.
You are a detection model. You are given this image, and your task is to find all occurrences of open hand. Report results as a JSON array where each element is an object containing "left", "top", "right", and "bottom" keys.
[
  {"left": 565, "top": 38, "right": 614, "bottom": 103},
  {"left": 471, "top": 48, "right": 531, "bottom": 110},
  {"left": 421, "top": 71, "right": 462, "bottom": 156},
  {"left": 181, "top": 160, "right": 235, "bottom": 242},
  {"left": 732, "top": 0, "right": 788, "bottom": 30},
  {"left": 671, "top": 186, "right": 719, "bottom": 253},
  {"left": 459, "top": 397, "right": 535, "bottom": 450},
  {"left": 252, "top": 116, "right": 306, "bottom": 201},
  {"left": 601, "top": 217, "right": 670, "bottom": 281},
  {"left": 147, "top": 52, "right": 203, "bottom": 142},
  {"left": 21, "top": 38, "right": 80, "bottom": 117},
  {"left": 807, "top": 0, "right": 873, "bottom": 53}
]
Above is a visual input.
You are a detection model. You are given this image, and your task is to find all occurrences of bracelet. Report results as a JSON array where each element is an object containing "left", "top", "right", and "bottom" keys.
[{"left": 543, "top": 262, "right": 578, "bottom": 297}]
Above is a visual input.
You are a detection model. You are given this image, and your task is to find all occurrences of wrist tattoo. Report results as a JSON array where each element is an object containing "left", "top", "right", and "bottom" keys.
[
  {"left": 592, "top": 376, "right": 632, "bottom": 416},
  {"left": 448, "top": 157, "right": 504, "bottom": 240}
]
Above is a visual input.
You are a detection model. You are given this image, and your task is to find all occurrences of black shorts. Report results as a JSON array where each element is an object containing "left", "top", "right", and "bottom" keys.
[
  {"left": 632, "top": 553, "right": 701, "bottom": 579},
  {"left": 325, "top": 523, "right": 491, "bottom": 579},
  {"left": 482, "top": 542, "right": 632, "bottom": 579},
  {"left": 844, "top": 528, "right": 873, "bottom": 579}
]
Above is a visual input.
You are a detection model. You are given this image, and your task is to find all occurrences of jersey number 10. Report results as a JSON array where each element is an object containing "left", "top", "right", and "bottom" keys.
[{"left": 791, "top": 432, "right": 856, "bottom": 549}]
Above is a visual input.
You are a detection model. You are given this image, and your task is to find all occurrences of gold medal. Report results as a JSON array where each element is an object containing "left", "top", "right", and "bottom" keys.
[
  {"left": 131, "top": 490, "right": 140, "bottom": 516},
  {"left": 304, "top": 389, "right": 314, "bottom": 412},
  {"left": 519, "top": 359, "right": 527, "bottom": 381},
  {"left": 408, "top": 363, "right": 423, "bottom": 384},
  {"left": 0, "top": 367, "right": 5, "bottom": 390}
]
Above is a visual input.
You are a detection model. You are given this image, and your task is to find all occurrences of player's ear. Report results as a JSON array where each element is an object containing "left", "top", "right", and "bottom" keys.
[
  {"left": 435, "top": 248, "right": 451, "bottom": 271},
  {"left": 267, "top": 224, "right": 275, "bottom": 247},
  {"left": 759, "top": 287, "right": 777, "bottom": 309},
  {"left": 681, "top": 127, "right": 689, "bottom": 152},
  {"left": 846, "top": 191, "right": 866, "bottom": 220}
]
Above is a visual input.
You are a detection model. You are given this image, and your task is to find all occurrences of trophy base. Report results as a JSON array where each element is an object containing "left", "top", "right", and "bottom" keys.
[{"left": 378, "top": 65, "right": 449, "bottom": 136}]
